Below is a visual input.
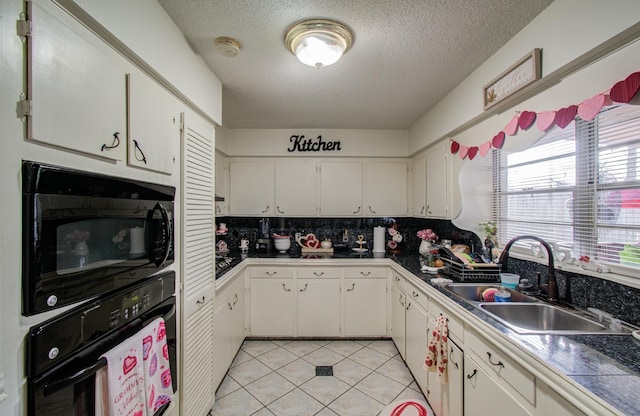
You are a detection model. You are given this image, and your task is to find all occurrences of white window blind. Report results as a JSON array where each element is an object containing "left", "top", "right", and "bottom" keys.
[{"left": 494, "top": 104, "right": 640, "bottom": 272}]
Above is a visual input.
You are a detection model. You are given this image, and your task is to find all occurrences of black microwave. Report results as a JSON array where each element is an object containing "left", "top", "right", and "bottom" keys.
[{"left": 22, "top": 161, "right": 175, "bottom": 316}]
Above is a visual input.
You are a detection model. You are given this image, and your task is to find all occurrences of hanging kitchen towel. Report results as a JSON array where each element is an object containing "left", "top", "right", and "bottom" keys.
[
  {"left": 140, "top": 318, "right": 174, "bottom": 414},
  {"left": 99, "top": 332, "right": 147, "bottom": 416},
  {"left": 424, "top": 314, "right": 449, "bottom": 383},
  {"left": 94, "top": 366, "right": 108, "bottom": 416}
]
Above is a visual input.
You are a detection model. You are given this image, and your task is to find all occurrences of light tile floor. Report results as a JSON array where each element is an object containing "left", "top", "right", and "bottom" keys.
[{"left": 211, "top": 339, "right": 432, "bottom": 416}]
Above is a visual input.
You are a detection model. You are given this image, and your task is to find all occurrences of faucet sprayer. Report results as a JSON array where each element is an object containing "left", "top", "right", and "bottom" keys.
[{"left": 498, "top": 235, "right": 559, "bottom": 302}]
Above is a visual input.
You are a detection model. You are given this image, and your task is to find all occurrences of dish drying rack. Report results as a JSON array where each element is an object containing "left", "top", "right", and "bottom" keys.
[{"left": 439, "top": 257, "right": 501, "bottom": 282}]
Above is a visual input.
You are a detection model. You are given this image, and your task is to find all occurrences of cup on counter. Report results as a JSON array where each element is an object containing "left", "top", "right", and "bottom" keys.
[{"left": 240, "top": 239, "right": 249, "bottom": 252}]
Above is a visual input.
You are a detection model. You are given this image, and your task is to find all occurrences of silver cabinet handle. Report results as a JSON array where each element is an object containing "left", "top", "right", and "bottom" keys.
[
  {"left": 261, "top": 205, "right": 270, "bottom": 214},
  {"left": 347, "top": 283, "right": 356, "bottom": 292},
  {"left": 368, "top": 205, "right": 376, "bottom": 214},
  {"left": 353, "top": 206, "right": 361, "bottom": 214},
  {"left": 282, "top": 283, "right": 291, "bottom": 292},
  {"left": 266, "top": 271, "right": 277, "bottom": 277},
  {"left": 313, "top": 272, "right": 325, "bottom": 277},
  {"left": 449, "top": 346, "right": 459, "bottom": 369},
  {"left": 467, "top": 369, "right": 477, "bottom": 380},
  {"left": 299, "top": 283, "right": 308, "bottom": 292},
  {"left": 277, "top": 206, "right": 285, "bottom": 214},
  {"left": 360, "top": 271, "right": 371, "bottom": 277},
  {"left": 412, "top": 291, "right": 419, "bottom": 298}
]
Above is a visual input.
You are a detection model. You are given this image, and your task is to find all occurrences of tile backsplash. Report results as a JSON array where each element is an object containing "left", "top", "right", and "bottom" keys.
[{"left": 216, "top": 216, "right": 639, "bottom": 327}]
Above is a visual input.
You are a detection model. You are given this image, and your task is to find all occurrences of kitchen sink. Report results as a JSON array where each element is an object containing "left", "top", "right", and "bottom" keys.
[
  {"left": 443, "top": 283, "right": 539, "bottom": 303},
  {"left": 440, "top": 283, "right": 634, "bottom": 335},
  {"left": 479, "top": 303, "right": 610, "bottom": 334}
]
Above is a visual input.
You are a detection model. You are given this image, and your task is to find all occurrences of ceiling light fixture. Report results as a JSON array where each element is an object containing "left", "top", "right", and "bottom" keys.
[{"left": 284, "top": 19, "right": 353, "bottom": 68}]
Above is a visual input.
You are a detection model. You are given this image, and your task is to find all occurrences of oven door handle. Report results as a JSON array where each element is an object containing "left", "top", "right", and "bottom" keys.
[
  {"left": 43, "top": 357, "right": 107, "bottom": 397},
  {"left": 147, "top": 202, "right": 172, "bottom": 267}
]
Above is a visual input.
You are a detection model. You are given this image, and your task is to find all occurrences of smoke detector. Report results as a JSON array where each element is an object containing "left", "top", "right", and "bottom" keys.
[{"left": 214, "top": 37, "right": 241, "bottom": 57}]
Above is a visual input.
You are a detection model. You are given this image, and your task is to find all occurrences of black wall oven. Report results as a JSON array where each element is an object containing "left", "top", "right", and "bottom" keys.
[
  {"left": 22, "top": 161, "right": 175, "bottom": 315},
  {"left": 25, "top": 271, "right": 177, "bottom": 416}
]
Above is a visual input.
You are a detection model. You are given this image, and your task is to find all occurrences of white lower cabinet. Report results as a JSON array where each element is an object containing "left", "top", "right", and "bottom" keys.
[
  {"left": 464, "top": 353, "right": 533, "bottom": 416},
  {"left": 297, "top": 279, "right": 341, "bottom": 336},
  {"left": 390, "top": 274, "right": 407, "bottom": 359},
  {"left": 213, "top": 276, "right": 245, "bottom": 389},
  {"left": 427, "top": 341, "right": 463, "bottom": 416},
  {"left": 249, "top": 277, "right": 296, "bottom": 336},
  {"left": 405, "top": 298, "right": 429, "bottom": 395},
  {"left": 343, "top": 278, "right": 388, "bottom": 336},
  {"left": 537, "top": 382, "right": 586, "bottom": 416}
]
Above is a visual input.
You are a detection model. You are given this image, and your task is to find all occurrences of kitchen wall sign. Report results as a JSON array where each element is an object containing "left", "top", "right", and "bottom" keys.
[
  {"left": 483, "top": 48, "right": 541, "bottom": 110},
  {"left": 287, "top": 134, "right": 342, "bottom": 152}
]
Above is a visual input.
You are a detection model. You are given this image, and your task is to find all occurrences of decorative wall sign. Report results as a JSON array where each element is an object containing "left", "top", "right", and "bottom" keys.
[
  {"left": 483, "top": 49, "right": 541, "bottom": 110},
  {"left": 287, "top": 135, "right": 342, "bottom": 152}
]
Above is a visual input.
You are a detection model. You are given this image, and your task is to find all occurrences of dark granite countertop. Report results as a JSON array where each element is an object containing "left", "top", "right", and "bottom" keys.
[{"left": 217, "top": 249, "right": 640, "bottom": 415}]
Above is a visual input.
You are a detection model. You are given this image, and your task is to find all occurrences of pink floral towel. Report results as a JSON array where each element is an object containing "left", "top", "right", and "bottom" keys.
[{"left": 424, "top": 314, "right": 449, "bottom": 383}]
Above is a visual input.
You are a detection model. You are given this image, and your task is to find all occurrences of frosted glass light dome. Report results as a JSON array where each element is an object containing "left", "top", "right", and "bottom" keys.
[{"left": 285, "top": 19, "right": 353, "bottom": 69}]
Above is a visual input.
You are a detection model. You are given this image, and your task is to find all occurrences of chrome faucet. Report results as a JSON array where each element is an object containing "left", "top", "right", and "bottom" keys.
[{"left": 498, "top": 235, "right": 559, "bottom": 302}]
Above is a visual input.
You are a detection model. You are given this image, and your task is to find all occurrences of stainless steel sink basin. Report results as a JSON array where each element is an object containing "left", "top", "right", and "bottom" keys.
[
  {"left": 443, "top": 283, "right": 539, "bottom": 303},
  {"left": 480, "top": 303, "right": 611, "bottom": 334}
]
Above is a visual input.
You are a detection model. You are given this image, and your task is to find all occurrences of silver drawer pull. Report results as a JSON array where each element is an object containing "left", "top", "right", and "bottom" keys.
[
  {"left": 486, "top": 352, "right": 504, "bottom": 368},
  {"left": 313, "top": 272, "right": 325, "bottom": 277},
  {"left": 266, "top": 271, "right": 277, "bottom": 276},
  {"left": 360, "top": 271, "right": 371, "bottom": 276}
]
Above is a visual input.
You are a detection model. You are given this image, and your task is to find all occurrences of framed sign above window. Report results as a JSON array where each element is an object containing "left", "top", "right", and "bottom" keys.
[{"left": 483, "top": 49, "right": 541, "bottom": 110}]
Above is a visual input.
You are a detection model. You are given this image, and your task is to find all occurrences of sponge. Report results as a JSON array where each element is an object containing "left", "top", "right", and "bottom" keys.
[{"left": 481, "top": 288, "right": 498, "bottom": 302}]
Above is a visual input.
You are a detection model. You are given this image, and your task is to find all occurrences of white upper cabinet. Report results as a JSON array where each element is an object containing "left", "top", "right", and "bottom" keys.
[
  {"left": 215, "top": 150, "right": 227, "bottom": 216},
  {"left": 228, "top": 161, "right": 275, "bottom": 216},
  {"left": 412, "top": 154, "right": 427, "bottom": 217},
  {"left": 320, "top": 162, "right": 363, "bottom": 216},
  {"left": 275, "top": 161, "right": 317, "bottom": 216},
  {"left": 26, "top": 0, "right": 126, "bottom": 161},
  {"left": 127, "top": 71, "right": 180, "bottom": 174},
  {"left": 425, "top": 142, "right": 450, "bottom": 218},
  {"left": 365, "top": 161, "right": 408, "bottom": 216}
]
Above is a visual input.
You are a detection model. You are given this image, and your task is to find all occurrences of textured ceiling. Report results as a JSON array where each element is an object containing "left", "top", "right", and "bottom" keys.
[{"left": 157, "top": 0, "right": 553, "bottom": 129}]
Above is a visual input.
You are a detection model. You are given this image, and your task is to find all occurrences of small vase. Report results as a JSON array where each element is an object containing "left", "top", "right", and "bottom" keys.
[{"left": 419, "top": 240, "right": 432, "bottom": 257}]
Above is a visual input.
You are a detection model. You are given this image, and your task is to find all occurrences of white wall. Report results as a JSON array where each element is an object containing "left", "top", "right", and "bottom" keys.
[
  {"left": 228, "top": 129, "right": 408, "bottom": 157},
  {"left": 408, "top": 0, "right": 640, "bottom": 154}
]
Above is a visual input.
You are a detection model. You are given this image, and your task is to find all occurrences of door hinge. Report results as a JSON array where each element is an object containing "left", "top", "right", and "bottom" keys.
[
  {"left": 16, "top": 14, "right": 31, "bottom": 38},
  {"left": 17, "top": 98, "right": 31, "bottom": 118}
]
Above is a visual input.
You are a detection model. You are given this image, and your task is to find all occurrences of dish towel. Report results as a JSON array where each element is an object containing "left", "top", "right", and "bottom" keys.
[
  {"left": 424, "top": 314, "right": 449, "bottom": 383},
  {"left": 140, "top": 318, "right": 174, "bottom": 414},
  {"left": 99, "top": 332, "right": 147, "bottom": 416}
]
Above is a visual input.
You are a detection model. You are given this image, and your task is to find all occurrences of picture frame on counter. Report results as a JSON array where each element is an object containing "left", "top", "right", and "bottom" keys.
[{"left": 483, "top": 48, "right": 541, "bottom": 110}]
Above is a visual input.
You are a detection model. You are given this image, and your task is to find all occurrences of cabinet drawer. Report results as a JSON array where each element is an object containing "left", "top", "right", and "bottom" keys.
[
  {"left": 406, "top": 284, "right": 429, "bottom": 311},
  {"left": 466, "top": 329, "right": 535, "bottom": 405},
  {"left": 343, "top": 267, "right": 387, "bottom": 279},
  {"left": 297, "top": 267, "right": 341, "bottom": 279},
  {"left": 248, "top": 267, "right": 294, "bottom": 278},
  {"left": 429, "top": 301, "right": 464, "bottom": 345},
  {"left": 391, "top": 273, "right": 406, "bottom": 291}
]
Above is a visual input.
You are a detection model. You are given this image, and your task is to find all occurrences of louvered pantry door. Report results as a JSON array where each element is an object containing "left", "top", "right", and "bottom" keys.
[{"left": 181, "top": 111, "right": 216, "bottom": 415}]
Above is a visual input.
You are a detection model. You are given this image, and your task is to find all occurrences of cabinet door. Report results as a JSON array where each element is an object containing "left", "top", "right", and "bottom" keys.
[
  {"left": 213, "top": 300, "right": 232, "bottom": 389},
  {"left": 365, "top": 162, "right": 408, "bottom": 216},
  {"left": 215, "top": 151, "right": 227, "bottom": 215},
  {"left": 229, "top": 289, "right": 245, "bottom": 353},
  {"left": 275, "top": 161, "right": 317, "bottom": 216},
  {"left": 445, "top": 342, "right": 464, "bottom": 416},
  {"left": 249, "top": 279, "right": 295, "bottom": 336},
  {"left": 27, "top": 1, "right": 126, "bottom": 161},
  {"left": 425, "top": 142, "right": 449, "bottom": 218},
  {"left": 297, "top": 280, "right": 341, "bottom": 337},
  {"left": 537, "top": 382, "right": 586, "bottom": 416},
  {"left": 412, "top": 155, "right": 427, "bottom": 217},
  {"left": 343, "top": 278, "right": 387, "bottom": 336},
  {"left": 390, "top": 281, "right": 407, "bottom": 359},
  {"left": 319, "top": 162, "right": 363, "bottom": 215},
  {"left": 228, "top": 161, "right": 275, "bottom": 216},
  {"left": 464, "top": 355, "right": 532, "bottom": 416},
  {"left": 127, "top": 71, "right": 180, "bottom": 174},
  {"left": 405, "top": 300, "right": 428, "bottom": 395}
]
